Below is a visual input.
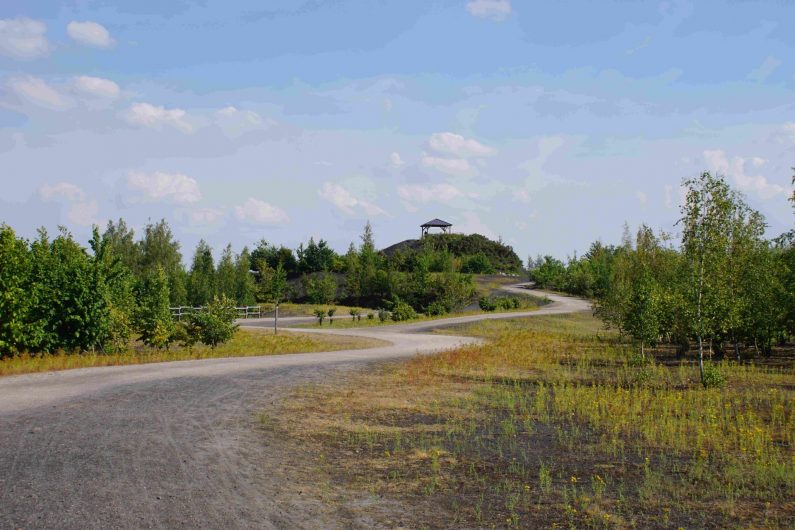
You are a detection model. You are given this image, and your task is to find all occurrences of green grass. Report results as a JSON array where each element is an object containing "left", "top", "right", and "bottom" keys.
[
  {"left": 0, "top": 328, "right": 385, "bottom": 377},
  {"left": 269, "top": 313, "right": 795, "bottom": 529}
]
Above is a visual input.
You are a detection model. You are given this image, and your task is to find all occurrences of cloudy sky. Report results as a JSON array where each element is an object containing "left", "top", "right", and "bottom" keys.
[{"left": 1, "top": 0, "right": 793, "bottom": 261}]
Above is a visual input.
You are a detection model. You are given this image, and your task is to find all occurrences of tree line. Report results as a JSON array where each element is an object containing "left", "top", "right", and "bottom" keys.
[
  {"left": 1, "top": 218, "right": 521, "bottom": 356},
  {"left": 530, "top": 172, "right": 795, "bottom": 385}
]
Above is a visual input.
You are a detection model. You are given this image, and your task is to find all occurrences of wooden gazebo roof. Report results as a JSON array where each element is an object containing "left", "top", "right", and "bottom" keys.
[{"left": 421, "top": 218, "right": 453, "bottom": 228}]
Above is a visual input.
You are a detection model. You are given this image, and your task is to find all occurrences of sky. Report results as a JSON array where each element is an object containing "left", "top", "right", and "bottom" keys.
[{"left": 1, "top": 0, "right": 793, "bottom": 263}]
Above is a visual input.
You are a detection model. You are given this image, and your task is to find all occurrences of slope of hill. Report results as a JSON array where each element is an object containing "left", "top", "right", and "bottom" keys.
[{"left": 381, "top": 233, "right": 523, "bottom": 273}]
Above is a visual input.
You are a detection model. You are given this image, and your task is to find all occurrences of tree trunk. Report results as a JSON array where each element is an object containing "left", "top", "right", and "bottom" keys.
[
  {"left": 641, "top": 340, "right": 645, "bottom": 360},
  {"left": 274, "top": 303, "right": 279, "bottom": 335},
  {"left": 698, "top": 334, "right": 705, "bottom": 387}
]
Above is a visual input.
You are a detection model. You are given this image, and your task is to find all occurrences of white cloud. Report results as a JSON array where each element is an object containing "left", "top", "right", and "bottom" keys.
[
  {"left": 636, "top": 191, "right": 648, "bottom": 204},
  {"left": 123, "top": 102, "right": 194, "bottom": 133},
  {"left": 74, "top": 75, "right": 120, "bottom": 99},
  {"left": 8, "top": 76, "right": 73, "bottom": 110},
  {"left": 67, "top": 21, "right": 114, "bottom": 48},
  {"left": 234, "top": 198, "right": 289, "bottom": 225},
  {"left": 38, "top": 182, "right": 98, "bottom": 226},
  {"left": 189, "top": 207, "right": 225, "bottom": 225},
  {"left": 457, "top": 211, "right": 498, "bottom": 239},
  {"left": 512, "top": 188, "right": 531, "bottom": 203},
  {"left": 421, "top": 155, "right": 474, "bottom": 177},
  {"left": 215, "top": 106, "right": 269, "bottom": 137},
  {"left": 390, "top": 152, "right": 405, "bottom": 167},
  {"left": 398, "top": 183, "right": 465, "bottom": 204},
  {"left": 127, "top": 171, "right": 202, "bottom": 204},
  {"left": 748, "top": 56, "right": 781, "bottom": 82},
  {"left": 319, "top": 182, "right": 386, "bottom": 216},
  {"left": 703, "top": 150, "right": 787, "bottom": 200},
  {"left": 429, "top": 132, "right": 496, "bottom": 157},
  {"left": 0, "top": 18, "right": 49, "bottom": 59},
  {"left": 39, "top": 182, "right": 86, "bottom": 202},
  {"left": 466, "top": 0, "right": 512, "bottom": 21}
]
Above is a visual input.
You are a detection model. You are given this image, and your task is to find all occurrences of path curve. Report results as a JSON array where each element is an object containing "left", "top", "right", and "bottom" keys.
[{"left": 0, "top": 286, "right": 588, "bottom": 529}]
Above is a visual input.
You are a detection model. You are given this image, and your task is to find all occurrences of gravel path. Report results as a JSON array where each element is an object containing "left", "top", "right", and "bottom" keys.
[{"left": 0, "top": 287, "right": 588, "bottom": 529}]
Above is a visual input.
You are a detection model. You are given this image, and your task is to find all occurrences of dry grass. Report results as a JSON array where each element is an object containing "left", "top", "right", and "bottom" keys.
[
  {"left": 267, "top": 313, "right": 795, "bottom": 529},
  {"left": 0, "top": 328, "right": 385, "bottom": 377}
]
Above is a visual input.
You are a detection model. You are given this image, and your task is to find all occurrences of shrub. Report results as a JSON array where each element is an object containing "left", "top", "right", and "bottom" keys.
[
  {"left": 349, "top": 308, "right": 361, "bottom": 321},
  {"left": 391, "top": 301, "right": 417, "bottom": 321},
  {"left": 327, "top": 307, "right": 336, "bottom": 325},
  {"left": 367, "top": 313, "right": 375, "bottom": 320},
  {"left": 187, "top": 295, "right": 239, "bottom": 348},
  {"left": 313, "top": 308, "right": 326, "bottom": 326},
  {"left": 425, "top": 301, "right": 448, "bottom": 316},
  {"left": 460, "top": 252, "right": 495, "bottom": 274},
  {"left": 702, "top": 363, "right": 726, "bottom": 389},
  {"left": 479, "top": 297, "right": 497, "bottom": 312},
  {"left": 377, "top": 308, "right": 389, "bottom": 322}
]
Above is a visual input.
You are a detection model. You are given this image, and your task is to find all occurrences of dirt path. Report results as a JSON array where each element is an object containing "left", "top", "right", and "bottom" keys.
[{"left": 0, "top": 287, "right": 588, "bottom": 529}]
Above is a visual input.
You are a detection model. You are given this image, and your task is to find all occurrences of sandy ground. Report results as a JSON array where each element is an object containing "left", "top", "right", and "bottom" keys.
[{"left": 0, "top": 287, "right": 588, "bottom": 529}]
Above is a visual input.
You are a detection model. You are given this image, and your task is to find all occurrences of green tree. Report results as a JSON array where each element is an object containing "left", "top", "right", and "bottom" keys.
[
  {"left": 0, "top": 225, "right": 37, "bottom": 356},
  {"left": 259, "top": 262, "right": 288, "bottom": 334},
  {"left": 234, "top": 246, "right": 257, "bottom": 306},
  {"left": 624, "top": 265, "right": 660, "bottom": 358},
  {"left": 680, "top": 172, "right": 736, "bottom": 386},
  {"left": 303, "top": 273, "right": 337, "bottom": 304},
  {"left": 216, "top": 244, "right": 237, "bottom": 301},
  {"left": 135, "top": 266, "right": 174, "bottom": 349},
  {"left": 188, "top": 240, "right": 215, "bottom": 306},
  {"left": 138, "top": 220, "right": 186, "bottom": 305},
  {"left": 188, "top": 295, "right": 239, "bottom": 348}
]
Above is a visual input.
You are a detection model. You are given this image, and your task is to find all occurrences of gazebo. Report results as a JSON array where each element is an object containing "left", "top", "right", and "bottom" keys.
[{"left": 421, "top": 218, "right": 453, "bottom": 237}]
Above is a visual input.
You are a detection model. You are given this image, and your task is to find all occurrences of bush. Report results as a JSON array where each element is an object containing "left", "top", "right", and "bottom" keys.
[
  {"left": 702, "top": 363, "right": 726, "bottom": 389},
  {"left": 460, "top": 252, "right": 495, "bottom": 274},
  {"left": 495, "top": 297, "right": 521, "bottom": 310},
  {"left": 425, "top": 301, "right": 448, "bottom": 316},
  {"left": 377, "top": 308, "right": 389, "bottom": 322},
  {"left": 187, "top": 295, "right": 239, "bottom": 348},
  {"left": 391, "top": 301, "right": 417, "bottom": 321},
  {"left": 367, "top": 313, "right": 375, "bottom": 320},
  {"left": 313, "top": 308, "right": 326, "bottom": 326},
  {"left": 479, "top": 297, "right": 497, "bottom": 311}
]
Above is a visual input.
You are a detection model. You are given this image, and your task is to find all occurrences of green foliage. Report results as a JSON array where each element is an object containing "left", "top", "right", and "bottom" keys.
[
  {"left": 377, "top": 308, "right": 389, "bottom": 322},
  {"left": 135, "top": 266, "right": 174, "bottom": 349},
  {"left": 701, "top": 363, "right": 726, "bottom": 389},
  {"left": 425, "top": 301, "right": 448, "bottom": 316},
  {"left": 327, "top": 307, "right": 336, "bottom": 324},
  {"left": 0, "top": 225, "right": 37, "bottom": 356},
  {"left": 186, "top": 295, "right": 239, "bottom": 348},
  {"left": 390, "top": 300, "right": 417, "bottom": 321},
  {"left": 302, "top": 273, "right": 337, "bottom": 304},
  {"left": 479, "top": 297, "right": 497, "bottom": 312},
  {"left": 384, "top": 232, "right": 522, "bottom": 273},
  {"left": 188, "top": 239, "right": 215, "bottom": 306},
  {"left": 297, "top": 237, "right": 337, "bottom": 273},
  {"left": 313, "top": 307, "right": 326, "bottom": 326},
  {"left": 461, "top": 252, "right": 495, "bottom": 274}
]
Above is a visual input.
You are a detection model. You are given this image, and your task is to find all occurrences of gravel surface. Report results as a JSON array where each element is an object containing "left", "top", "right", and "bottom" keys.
[{"left": 0, "top": 287, "right": 588, "bottom": 529}]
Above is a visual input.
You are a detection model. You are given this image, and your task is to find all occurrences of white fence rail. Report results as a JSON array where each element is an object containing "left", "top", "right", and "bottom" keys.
[{"left": 169, "top": 306, "right": 262, "bottom": 320}]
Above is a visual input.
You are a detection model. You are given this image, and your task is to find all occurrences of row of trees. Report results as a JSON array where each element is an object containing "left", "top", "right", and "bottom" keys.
[
  {"left": 0, "top": 225, "right": 239, "bottom": 356},
  {"left": 530, "top": 172, "right": 794, "bottom": 384}
]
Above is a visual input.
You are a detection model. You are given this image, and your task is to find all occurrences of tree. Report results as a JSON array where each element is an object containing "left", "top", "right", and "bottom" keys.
[
  {"left": 188, "top": 295, "right": 239, "bottom": 348},
  {"left": 138, "top": 220, "right": 186, "bottom": 306},
  {"left": 102, "top": 219, "right": 140, "bottom": 273},
  {"left": 0, "top": 225, "right": 36, "bottom": 356},
  {"left": 216, "top": 244, "right": 237, "bottom": 302},
  {"left": 135, "top": 266, "right": 174, "bottom": 349},
  {"left": 259, "top": 262, "right": 288, "bottom": 334},
  {"left": 188, "top": 240, "right": 215, "bottom": 306},
  {"left": 624, "top": 265, "right": 660, "bottom": 358},
  {"left": 297, "top": 237, "right": 336, "bottom": 273},
  {"left": 303, "top": 273, "right": 337, "bottom": 304},
  {"left": 680, "top": 172, "right": 736, "bottom": 386},
  {"left": 234, "top": 247, "right": 257, "bottom": 306}
]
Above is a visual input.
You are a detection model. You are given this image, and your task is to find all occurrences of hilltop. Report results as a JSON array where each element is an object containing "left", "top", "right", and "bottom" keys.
[{"left": 381, "top": 233, "right": 523, "bottom": 273}]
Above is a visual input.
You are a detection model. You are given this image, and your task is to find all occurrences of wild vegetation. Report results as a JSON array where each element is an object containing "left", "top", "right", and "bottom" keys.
[
  {"left": 529, "top": 173, "right": 795, "bottom": 385},
  {"left": 267, "top": 313, "right": 794, "bottom": 529},
  {"left": 0, "top": 217, "right": 518, "bottom": 358}
]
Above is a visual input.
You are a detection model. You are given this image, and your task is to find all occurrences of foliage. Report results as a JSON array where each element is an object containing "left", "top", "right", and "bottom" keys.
[
  {"left": 390, "top": 300, "right": 417, "bottom": 321},
  {"left": 302, "top": 273, "right": 338, "bottom": 304},
  {"left": 186, "top": 295, "right": 239, "bottom": 348},
  {"left": 479, "top": 296, "right": 497, "bottom": 312},
  {"left": 313, "top": 307, "right": 326, "bottom": 326},
  {"left": 135, "top": 266, "right": 174, "bottom": 349},
  {"left": 460, "top": 252, "right": 495, "bottom": 274}
]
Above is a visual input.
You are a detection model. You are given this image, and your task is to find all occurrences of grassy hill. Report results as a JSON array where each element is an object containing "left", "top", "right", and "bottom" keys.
[{"left": 382, "top": 233, "right": 523, "bottom": 273}]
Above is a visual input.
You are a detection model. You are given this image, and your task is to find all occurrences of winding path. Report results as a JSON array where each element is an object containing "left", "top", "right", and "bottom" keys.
[{"left": 0, "top": 287, "right": 588, "bottom": 529}]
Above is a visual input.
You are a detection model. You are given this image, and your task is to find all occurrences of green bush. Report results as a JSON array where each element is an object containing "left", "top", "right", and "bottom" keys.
[
  {"left": 377, "top": 308, "right": 389, "bottom": 322},
  {"left": 702, "top": 363, "right": 726, "bottom": 389},
  {"left": 187, "top": 295, "right": 239, "bottom": 348},
  {"left": 425, "top": 301, "right": 448, "bottom": 316},
  {"left": 391, "top": 301, "right": 417, "bottom": 321},
  {"left": 479, "top": 297, "right": 497, "bottom": 311}
]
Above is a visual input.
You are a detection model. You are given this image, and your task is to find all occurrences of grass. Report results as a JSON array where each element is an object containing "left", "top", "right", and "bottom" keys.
[
  {"left": 0, "top": 328, "right": 385, "bottom": 377},
  {"left": 295, "top": 297, "right": 546, "bottom": 330},
  {"left": 266, "top": 313, "right": 795, "bottom": 528}
]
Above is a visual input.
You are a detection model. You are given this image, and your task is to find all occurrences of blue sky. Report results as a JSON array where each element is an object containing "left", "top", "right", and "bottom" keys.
[{"left": 1, "top": 0, "right": 793, "bottom": 262}]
